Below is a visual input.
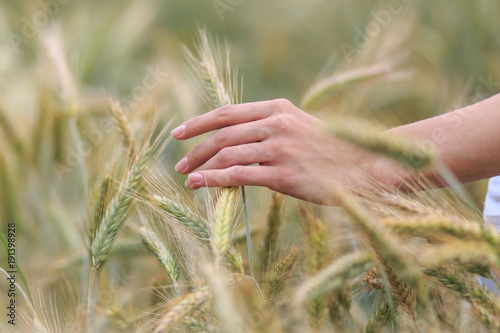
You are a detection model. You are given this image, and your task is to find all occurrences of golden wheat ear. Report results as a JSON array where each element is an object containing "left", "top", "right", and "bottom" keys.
[{"left": 183, "top": 26, "right": 241, "bottom": 109}]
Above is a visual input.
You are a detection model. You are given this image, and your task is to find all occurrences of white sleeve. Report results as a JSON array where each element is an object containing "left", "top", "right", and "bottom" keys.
[{"left": 484, "top": 176, "right": 500, "bottom": 227}]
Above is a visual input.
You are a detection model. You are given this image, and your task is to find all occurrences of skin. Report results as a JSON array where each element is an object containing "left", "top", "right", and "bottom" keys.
[{"left": 171, "top": 94, "right": 500, "bottom": 205}]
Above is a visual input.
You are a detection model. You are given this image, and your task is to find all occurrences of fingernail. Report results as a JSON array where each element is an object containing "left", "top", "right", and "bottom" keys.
[
  {"left": 188, "top": 172, "right": 203, "bottom": 184},
  {"left": 171, "top": 125, "right": 185, "bottom": 137},
  {"left": 175, "top": 157, "right": 188, "bottom": 172}
]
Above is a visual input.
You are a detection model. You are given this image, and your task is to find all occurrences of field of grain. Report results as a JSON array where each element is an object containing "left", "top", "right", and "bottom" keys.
[{"left": 1, "top": 1, "right": 500, "bottom": 332}]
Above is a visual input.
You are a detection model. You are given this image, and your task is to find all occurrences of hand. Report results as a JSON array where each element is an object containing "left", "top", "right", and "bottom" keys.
[{"left": 171, "top": 99, "right": 378, "bottom": 205}]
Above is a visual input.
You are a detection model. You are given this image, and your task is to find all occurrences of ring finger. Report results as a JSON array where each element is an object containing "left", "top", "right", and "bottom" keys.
[{"left": 197, "top": 142, "right": 274, "bottom": 171}]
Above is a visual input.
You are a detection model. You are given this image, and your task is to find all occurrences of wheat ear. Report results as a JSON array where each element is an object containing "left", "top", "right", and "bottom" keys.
[
  {"left": 154, "top": 286, "right": 212, "bottom": 332},
  {"left": 330, "top": 117, "right": 435, "bottom": 170},
  {"left": 89, "top": 176, "right": 111, "bottom": 246},
  {"left": 154, "top": 275, "right": 240, "bottom": 332},
  {"left": 183, "top": 315, "right": 219, "bottom": 333},
  {"left": 149, "top": 194, "right": 243, "bottom": 273},
  {"left": 299, "top": 207, "right": 330, "bottom": 329},
  {"left": 336, "top": 190, "right": 420, "bottom": 318},
  {"left": 149, "top": 195, "right": 210, "bottom": 241},
  {"left": 425, "top": 266, "right": 500, "bottom": 320},
  {"left": 300, "top": 63, "right": 395, "bottom": 110},
  {"left": 211, "top": 187, "right": 239, "bottom": 262},
  {"left": 382, "top": 217, "right": 500, "bottom": 256},
  {"left": 262, "top": 193, "right": 284, "bottom": 264},
  {"left": 108, "top": 97, "right": 137, "bottom": 156},
  {"left": 267, "top": 247, "right": 301, "bottom": 307},
  {"left": 365, "top": 299, "right": 398, "bottom": 333},
  {"left": 363, "top": 267, "right": 384, "bottom": 291},
  {"left": 88, "top": 145, "right": 154, "bottom": 331},
  {"left": 420, "top": 241, "right": 496, "bottom": 278},
  {"left": 295, "top": 251, "right": 373, "bottom": 305},
  {"left": 91, "top": 146, "right": 153, "bottom": 268},
  {"left": 472, "top": 303, "right": 500, "bottom": 332},
  {"left": 139, "top": 227, "right": 181, "bottom": 295}
]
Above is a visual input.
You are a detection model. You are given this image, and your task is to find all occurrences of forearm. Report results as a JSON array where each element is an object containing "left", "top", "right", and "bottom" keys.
[{"left": 377, "top": 93, "right": 500, "bottom": 188}]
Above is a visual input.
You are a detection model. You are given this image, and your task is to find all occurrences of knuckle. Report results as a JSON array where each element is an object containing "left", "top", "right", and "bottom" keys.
[
  {"left": 247, "top": 144, "right": 259, "bottom": 161},
  {"left": 270, "top": 140, "right": 285, "bottom": 158},
  {"left": 230, "top": 166, "right": 247, "bottom": 184},
  {"left": 189, "top": 146, "right": 201, "bottom": 161},
  {"left": 255, "top": 126, "right": 272, "bottom": 141},
  {"left": 215, "top": 105, "right": 232, "bottom": 119},
  {"left": 214, "top": 127, "right": 230, "bottom": 146},
  {"left": 273, "top": 98, "right": 292, "bottom": 110},
  {"left": 261, "top": 142, "right": 278, "bottom": 161},
  {"left": 269, "top": 114, "right": 294, "bottom": 132},
  {"left": 275, "top": 167, "right": 295, "bottom": 190},
  {"left": 217, "top": 147, "right": 233, "bottom": 165}
]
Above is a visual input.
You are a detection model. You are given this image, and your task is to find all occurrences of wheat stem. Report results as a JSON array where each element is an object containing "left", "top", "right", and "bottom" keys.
[{"left": 242, "top": 186, "right": 254, "bottom": 276}]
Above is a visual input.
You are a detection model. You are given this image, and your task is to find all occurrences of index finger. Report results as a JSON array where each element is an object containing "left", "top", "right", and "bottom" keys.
[{"left": 171, "top": 100, "right": 274, "bottom": 140}]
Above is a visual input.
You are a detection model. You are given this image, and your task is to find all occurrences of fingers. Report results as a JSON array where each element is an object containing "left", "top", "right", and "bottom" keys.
[
  {"left": 185, "top": 165, "right": 277, "bottom": 189},
  {"left": 171, "top": 100, "right": 284, "bottom": 140},
  {"left": 198, "top": 143, "right": 273, "bottom": 171},
  {"left": 175, "top": 120, "right": 272, "bottom": 174}
]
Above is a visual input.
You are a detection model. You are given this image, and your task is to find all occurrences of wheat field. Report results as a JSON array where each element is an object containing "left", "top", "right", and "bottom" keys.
[{"left": 0, "top": 1, "right": 500, "bottom": 332}]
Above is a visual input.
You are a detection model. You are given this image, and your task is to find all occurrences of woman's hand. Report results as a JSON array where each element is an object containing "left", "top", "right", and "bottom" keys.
[{"left": 171, "top": 99, "right": 379, "bottom": 205}]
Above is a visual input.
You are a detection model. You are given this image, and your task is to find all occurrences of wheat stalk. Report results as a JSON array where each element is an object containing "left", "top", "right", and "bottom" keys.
[{"left": 0, "top": 108, "right": 25, "bottom": 159}]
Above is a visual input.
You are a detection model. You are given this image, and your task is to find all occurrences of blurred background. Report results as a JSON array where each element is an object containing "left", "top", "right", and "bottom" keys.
[
  {"left": 1, "top": 0, "right": 499, "bottom": 203},
  {"left": 0, "top": 0, "right": 499, "bottom": 330}
]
